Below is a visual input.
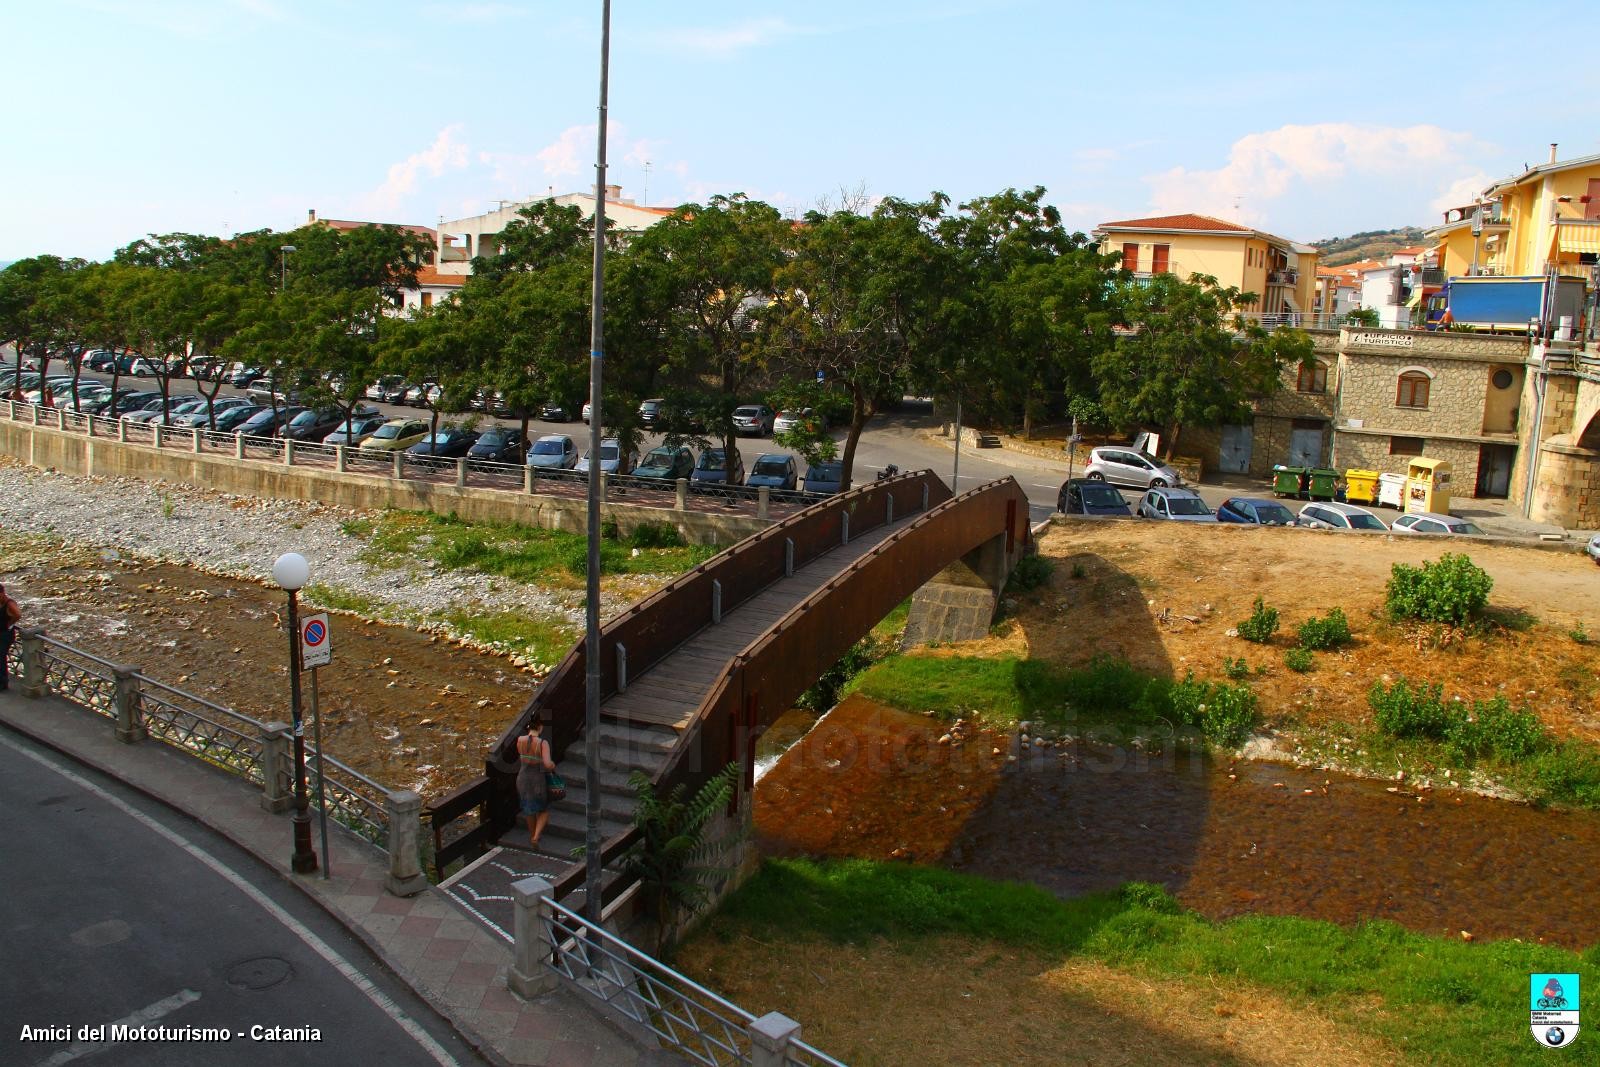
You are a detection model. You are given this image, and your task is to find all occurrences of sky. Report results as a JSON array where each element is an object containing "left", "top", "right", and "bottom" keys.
[{"left": 5, "top": 0, "right": 1599, "bottom": 262}]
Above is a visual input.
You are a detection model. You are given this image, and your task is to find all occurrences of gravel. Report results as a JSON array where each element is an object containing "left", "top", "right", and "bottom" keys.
[{"left": 0, "top": 458, "right": 618, "bottom": 653}]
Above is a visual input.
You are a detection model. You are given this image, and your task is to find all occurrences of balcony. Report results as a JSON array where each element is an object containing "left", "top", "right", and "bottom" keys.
[{"left": 1267, "top": 269, "right": 1299, "bottom": 286}]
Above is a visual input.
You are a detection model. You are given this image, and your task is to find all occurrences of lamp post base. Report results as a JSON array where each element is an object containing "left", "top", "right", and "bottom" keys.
[{"left": 292, "top": 812, "right": 319, "bottom": 874}]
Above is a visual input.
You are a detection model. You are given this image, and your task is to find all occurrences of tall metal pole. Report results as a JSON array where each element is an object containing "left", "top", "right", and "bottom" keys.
[
  {"left": 583, "top": 0, "right": 612, "bottom": 925},
  {"left": 952, "top": 395, "right": 962, "bottom": 492},
  {"left": 311, "top": 666, "right": 330, "bottom": 879},
  {"left": 286, "top": 590, "right": 317, "bottom": 874}
]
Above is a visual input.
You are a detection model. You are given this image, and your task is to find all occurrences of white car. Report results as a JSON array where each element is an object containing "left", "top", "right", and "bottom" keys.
[
  {"left": 1587, "top": 534, "right": 1600, "bottom": 565},
  {"left": 1298, "top": 501, "right": 1388, "bottom": 532},
  {"left": 1084, "top": 446, "right": 1183, "bottom": 490},
  {"left": 1390, "top": 512, "right": 1485, "bottom": 536},
  {"left": 575, "top": 439, "right": 634, "bottom": 475},
  {"left": 772, "top": 408, "right": 824, "bottom": 434},
  {"left": 526, "top": 434, "right": 578, "bottom": 469}
]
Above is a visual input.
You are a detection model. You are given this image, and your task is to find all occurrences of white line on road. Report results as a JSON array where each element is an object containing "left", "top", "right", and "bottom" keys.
[
  {"left": 4, "top": 736, "right": 460, "bottom": 1067},
  {"left": 38, "top": 989, "right": 202, "bottom": 1066}
]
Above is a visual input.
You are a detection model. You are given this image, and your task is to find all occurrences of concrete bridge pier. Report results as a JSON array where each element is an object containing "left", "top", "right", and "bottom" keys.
[{"left": 902, "top": 524, "right": 1021, "bottom": 646}]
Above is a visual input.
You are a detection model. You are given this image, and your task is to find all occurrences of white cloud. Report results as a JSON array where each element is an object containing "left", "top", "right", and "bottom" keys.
[
  {"left": 651, "top": 17, "right": 809, "bottom": 56},
  {"left": 535, "top": 126, "right": 591, "bottom": 181},
  {"left": 1143, "top": 123, "right": 1487, "bottom": 227},
  {"left": 357, "top": 125, "right": 470, "bottom": 216},
  {"left": 1430, "top": 171, "right": 1493, "bottom": 214}
]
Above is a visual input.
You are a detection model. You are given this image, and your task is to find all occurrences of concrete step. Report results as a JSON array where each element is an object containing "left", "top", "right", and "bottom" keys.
[
  {"left": 597, "top": 719, "right": 681, "bottom": 758},
  {"left": 541, "top": 805, "right": 631, "bottom": 846}
]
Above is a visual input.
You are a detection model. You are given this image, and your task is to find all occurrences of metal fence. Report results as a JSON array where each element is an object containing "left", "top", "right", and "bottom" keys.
[{"left": 540, "top": 896, "right": 844, "bottom": 1067}]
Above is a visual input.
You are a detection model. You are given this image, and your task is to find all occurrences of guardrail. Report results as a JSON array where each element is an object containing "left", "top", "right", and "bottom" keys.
[
  {"left": 1, "top": 399, "right": 819, "bottom": 524},
  {"left": 7, "top": 627, "right": 419, "bottom": 885}
]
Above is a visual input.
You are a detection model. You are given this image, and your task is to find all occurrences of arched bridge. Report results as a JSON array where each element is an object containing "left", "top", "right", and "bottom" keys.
[{"left": 429, "top": 469, "right": 1032, "bottom": 936}]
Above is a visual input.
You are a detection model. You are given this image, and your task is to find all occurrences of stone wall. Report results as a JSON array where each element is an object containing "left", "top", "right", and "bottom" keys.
[
  {"left": 1334, "top": 433, "right": 1481, "bottom": 490},
  {"left": 1530, "top": 443, "right": 1600, "bottom": 528},
  {"left": 0, "top": 420, "right": 768, "bottom": 546}
]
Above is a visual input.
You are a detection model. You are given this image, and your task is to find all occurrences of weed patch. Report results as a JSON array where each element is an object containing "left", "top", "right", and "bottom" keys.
[
  {"left": 1296, "top": 607, "right": 1351, "bottom": 651},
  {"left": 1284, "top": 646, "right": 1315, "bottom": 673},
  {"left": 1236, "top": 597, "right": 1279, "bottom": 643}
]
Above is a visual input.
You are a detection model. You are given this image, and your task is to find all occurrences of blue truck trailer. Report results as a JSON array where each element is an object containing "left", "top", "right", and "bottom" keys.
[{"left": 1437, "top": 275, "right": 1587, "bottom": 333}]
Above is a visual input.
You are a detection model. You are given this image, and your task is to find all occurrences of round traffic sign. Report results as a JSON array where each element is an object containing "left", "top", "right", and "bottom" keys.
[{"left": 303, "top": 619, "right": 327, "bottom": 646}]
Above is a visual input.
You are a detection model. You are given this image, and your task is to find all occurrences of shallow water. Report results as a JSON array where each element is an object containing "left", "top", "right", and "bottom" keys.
[{"left": 756, "top": 696, "right": 1600, "bottom": 947}]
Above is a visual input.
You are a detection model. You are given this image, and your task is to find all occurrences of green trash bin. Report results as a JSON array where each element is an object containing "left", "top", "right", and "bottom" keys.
[
  {"left": 1307, "top": 467, "right": 1339, "bottom": 501},
  {"left": 1272, "top": 465, "right": 1305, "bottom": 497}
]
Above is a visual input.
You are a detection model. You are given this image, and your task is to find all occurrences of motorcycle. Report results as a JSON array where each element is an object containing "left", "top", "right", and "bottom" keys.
[{"left": 876, "top": 464, "right": 900, "bottom": 481}]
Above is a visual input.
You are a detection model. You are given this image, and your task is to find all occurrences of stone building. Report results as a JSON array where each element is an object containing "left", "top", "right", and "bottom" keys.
[
  {"left": 1182, "top": 330, "right": 1340, "bottom": 478},
  {"left": 1510, "top": 342, "right": 1600, "bottom": 527}
]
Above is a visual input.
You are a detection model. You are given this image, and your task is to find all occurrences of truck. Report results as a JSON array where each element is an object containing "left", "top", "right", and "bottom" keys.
[{"left": 1438, "top": 275, "right": 1587, "bottom": 335}]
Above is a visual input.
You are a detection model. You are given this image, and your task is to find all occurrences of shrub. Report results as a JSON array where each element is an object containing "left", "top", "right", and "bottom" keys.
[
  {"left": 1371, "top": 677, "right": 1549, "bottom": 763},
  {"left": 1368, "top": 677, "right": 1452, "bottom": 741},
  {"left": 1284, "top": 647, "right": 1315, "bottom": 673},
  {"left": 630, "top": 521, "right": 685, "bottom": 548},
  {"left": 1447, "top": 696, "right": 1546, "bottom": 761},
  {"left": 1006, "top": 553, "right": 1054, "bottom": 594},
  {"left": 1571, "top": 622, "right": 1589, "bottom": 645},
  {"left": 1297, "top": 607, "right": 1351, "bottom": 651},
  {"left": 1070, "top": 562, "right": 1088, "bottom": 580},
  {"left": 1384, "top": 553, "right": 1493, "bottom": 626},
  {"left": 1222, "top": 656, "right": 1250, "bottom": 680},
  {"left": 600, "top": 518, "right": 621, "bottom": 541},
  {"left": 1236, "top": 597, "right": 1279, "bottom": 644},
  {"left": 1169, "top": 673, "right": 1258, "bottom": 747}
]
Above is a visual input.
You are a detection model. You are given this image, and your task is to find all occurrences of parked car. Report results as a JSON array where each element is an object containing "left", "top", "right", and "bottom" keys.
[
  {"left": 539, "top": 401, "right": 571, "bottom": 422},
  {"left": 1588, "top": 533, "right": 1600, "bottom": 565},
  {"left": 773, "top": 407, "right": 824, "bottom": 435},
  {"left": 280, "top": 407, "right": 347, "bottom": 442},
  {"left": 1298, "top": 501, "right": 1388, "bottom": 531},
  {"left": 367, "top": 376, "right": 406, "bottom": 402},
  {"left": 1216, "top": 497, "right": 1298, "bottom": 526},
  {"left": 227, "top": 365, "right": 264, "bottom": 388},
  {"left": 575, "top": 439, "right": 634, "bottom": 475},
  {"left": 732, "top": 404, "right": 776, "bottom": 436},
  {"left": 803, "top": 460, "right": 845, "bottom": 496},
  {"left": 322, "top": 414, "right": 390, "bottom": 446},
  {"left": 637, "top": 398, "right": 666, "bottom": 426},
  {"left": 214, "top": 404, "right": 268, "bottom": 432},
  {"left": 85, "top": 349, "right": 117, "bottom": 372},
  {"left": 525, "top": 434, "right": 578, "bottom": 469},
  {"left": 1057, "top": 478, "right": 1133, "bottom": 517},
  {"left": 124, "top": 396, "right": 203, "bottom": 423},
  {"left": 108, "top": 390, "right": 164, "bottom": 415},
  {"left": 692, "top": 447, "right": 745, "bottom": 485},
  {"left": 580, "top": 402, "right": 592, "bottom": 424},
  {"left": 358, "top": 418, "right": 429, "bottom": 451},
  {"left": 746, "top": 453, "right": 798, "bottom": 491},
  {"left": 1137, "top": 487, "right": 1218, "bottom": 521},
  {"left": 468, "top": 427, "right": 528, "bottom": 463},
  {"left": 1390, "top": 512, "right": 1485, "bottom": 536},
  {"left": 172, "top": 396, "right": 254, "bottom": 428},
  {"left": 1085, "top": 446, "right": 1184, "bottom": 490},
  {"left": 235, "top": 405, "right": 307, "bottom": 438},
  {"left": 634, "top": 445, "right": 694, "bottom": 481},
  {"left": 407, "top": 427, "right": 481, "bottom": 463}
]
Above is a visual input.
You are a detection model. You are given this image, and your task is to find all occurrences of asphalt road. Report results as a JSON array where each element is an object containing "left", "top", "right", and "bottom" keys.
[{"left": 0, "top": 730, "right": 487, "bottom": 1067}]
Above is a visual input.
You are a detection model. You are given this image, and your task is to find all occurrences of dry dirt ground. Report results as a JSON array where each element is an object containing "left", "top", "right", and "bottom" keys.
[{"left": 967, "top": 519, "right": 1600, "bottom": 743}]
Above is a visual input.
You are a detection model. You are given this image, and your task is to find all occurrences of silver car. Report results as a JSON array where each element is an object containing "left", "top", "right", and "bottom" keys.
[
  {"left": 1390, "top": 512, "right": 1485, "bottom": 536},
  {"left": 1136, "top": 487, "right": 1217, "bottom": 522},
  {"left": 526, "top": 434, "right": 578, "bottom": 469},
  {"left": 1298, "top": 502, "right": 1388, "bottom": 531},
  {"left": 1084, "top": 446, "right": 1183, "bottom": 489}
]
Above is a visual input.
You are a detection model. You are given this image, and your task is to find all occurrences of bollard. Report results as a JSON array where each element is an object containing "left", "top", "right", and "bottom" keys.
[
  {"left": 112, "top": 665, "right": 146, "bottom": 743},
  {"left": 757, "top": 486, "right": 770, "bottom": 519},
  {"left": 392, "top": 451, "right": 403, "bottom": 480},
  {"left": 335, "top": 444, "right": 347, "bottom": 473},
  {"left": 749, "top": 1013, "right": 803, "bottom": 1067},
  {"left": 675, "top": 477, "right": 689, "bottom": 510},
  {"left": 259, "top": 722, "right": 294, "bottom": 813},
  {"left": 508, "top": 875, "right": 559, "bottom": 998},
  {"left": 234, "top": 434, "right": 244, "bottom": 460},
  {"left": 384, "top": 790, "right": 431, "bottom": 896},
  {"left": 17, "top": 628, "right": 48, "bottom": 699},
  {"left": 455, "top": 457, "right": 467, "bottom": 488},
  {"left": 284, "top": 439, "right": 295, "bottom": 467}
]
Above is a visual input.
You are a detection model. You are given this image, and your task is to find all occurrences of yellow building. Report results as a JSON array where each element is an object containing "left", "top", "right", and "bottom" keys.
[
  {"left": 1092, "top": 213, "right": 1319, "bottom": 320},
  {"left": 1428, "top": 147, "right": 1600, "bottom": 281}
]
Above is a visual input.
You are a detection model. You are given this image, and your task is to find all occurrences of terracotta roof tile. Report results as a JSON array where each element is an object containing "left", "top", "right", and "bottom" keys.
[
  {"left": 1096, "top": 213, "right": 1253, "bottom": 233},
  {"left": 414, "top": 267, "right": 465, "bottom": 287}
]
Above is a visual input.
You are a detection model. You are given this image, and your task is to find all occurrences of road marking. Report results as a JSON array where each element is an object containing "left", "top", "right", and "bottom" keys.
[
  {"left": 38, "top": 989, "right": 202, "bottom": 1066},
  {"left": 4, "top": 736, "right": 460, "bottom": 1067}
]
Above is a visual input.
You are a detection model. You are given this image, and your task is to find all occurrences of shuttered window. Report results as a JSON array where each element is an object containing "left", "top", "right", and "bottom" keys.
[
  {"left": 1122, "top": 243, "right": 1139, "bottom": 273},
  {"left": 1152, "top": 244, "right": 1170, "bottom": 273},
  {"left": 1397, "top": 372, "right": 1430, "bottom": 408}
]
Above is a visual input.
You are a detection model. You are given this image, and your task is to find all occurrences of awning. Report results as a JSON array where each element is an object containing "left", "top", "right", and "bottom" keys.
[
  {"left": 1558, "top": 225, "right": 1600, "bottom": 255},
  {"left": 1281, "top": 290, "right": 1299, "bottom": 311},
  {"left": 1406, "top": 289, "right": 1423, "bottom": 308}
]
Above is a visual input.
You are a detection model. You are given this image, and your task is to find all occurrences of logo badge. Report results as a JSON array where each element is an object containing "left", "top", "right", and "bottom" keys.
[{"left": 1531, "top": 973, "right": 1580, "bottom": 1048}]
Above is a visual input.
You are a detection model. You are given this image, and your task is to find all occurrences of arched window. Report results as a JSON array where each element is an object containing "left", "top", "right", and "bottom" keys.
[
  {"left": 1297, "top": 360, "right": 1328, "bottom": 394},
  {"left": 1397, "top": 370, "right": 1431, "bottom": 408}
]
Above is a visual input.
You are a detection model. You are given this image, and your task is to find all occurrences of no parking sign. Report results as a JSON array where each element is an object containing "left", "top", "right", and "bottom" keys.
[{"left": 300, "top": 612, "right": 332, "bottom": 670}]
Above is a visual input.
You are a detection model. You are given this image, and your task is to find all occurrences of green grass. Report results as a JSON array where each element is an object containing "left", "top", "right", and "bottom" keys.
[
  {"left": 305, "top": 582, "right": 385, "bottom": 617},
  {"left": 847, "top": 653, "right": 1258, "bottom": 747},
  {"left": 871, "top": 598, "right": 912, "bottom": 640},
  {"left": 441, "top": 609, "right": 576, "bottom": 667},
  {"left": 360, "top": 509, "right": 717, "bottom": 583},
  {"left": 700, "top": 858, "right": 1598, "bottom": 1066}
]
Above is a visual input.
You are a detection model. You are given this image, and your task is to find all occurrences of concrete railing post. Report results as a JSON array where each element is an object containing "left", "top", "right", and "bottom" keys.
[
  {"left": 191, "top": 428, "right": 201, "bottom": 453},
  {"left": 674, "top": 477, "right": 689, "bottom": 510},
  {"left": 259, "top": 722, "right": 294, "bottom": 813},
  {"left": 152, "top": 424, "right": 163, "bottom": 449},
  {"left": 118, "top": 419, "right": 127, "bottom": 443},
  {"left": 284, "top": 439, "right": 295, "bottom": 467},
  {"left": 335, "top": 444, "right": 347, "bottom": 473},
  {"left": 392, "top": 451, "right": 403, "bottom": 480},
  {"left": 384, "top": 790, "right": 431, "bottom": 896},
  {"left": 524, "top": 465, "right": 535, "bottom": 494},
  {"left": 30, "top": 403, "right": 39, "bottom": 426},
  {"left": 56, "top": 408, "right": 66, "bottom": 430},
  {"left": 597, "top": 471, "right": 607, "bottom": 503},
  {"left": 508, "top": 875, "right": 559, "bottom": 999},
  {"left": 86, "top": 412, "right": 96, "bottom": 438},
  {"left": 17, "top": 628, "right": 48, "bottom": 698},
  {"left": 757, "top": 486, "right": 770, "bottom": 519},
  {"left": 112, "top": 665, "right": 145, "bottom": 743},
  {"left": 749, "top": 1012, "right": 803, "bottom": 1067},
  {"left": 455, "top": 458, "right": 467, "bottom": 488},
  {"left": 233, "top": 434, "right": 244, "bottom": 460}
]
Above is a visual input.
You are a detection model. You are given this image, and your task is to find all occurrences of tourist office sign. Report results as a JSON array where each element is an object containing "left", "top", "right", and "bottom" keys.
[{"left": 1347, "top": 331, "right": 1415, "bottom": 348}]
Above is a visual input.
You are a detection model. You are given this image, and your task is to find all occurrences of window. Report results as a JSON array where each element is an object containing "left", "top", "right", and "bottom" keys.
[
  {"left": 421, "top": 291, "right": 433, "bottom": 308},
  {"left": 1397, "top": 371, "right": 1431, "bottom": 408},
  {"left": 1122, "top": 243, "right": 1139, "bottom": 273},
  {"left": 1491, "top": 368, "right": 1513, "bottom": 390},
  {"left": 1296, "top": 361, "right": 1328, "bottom": 394},
  {"left": 1389, "top": 436, "right": 1425, "bottom": 456},
  {"left": 1151, "top": 244, "right": 1170, "bottom": 274}
]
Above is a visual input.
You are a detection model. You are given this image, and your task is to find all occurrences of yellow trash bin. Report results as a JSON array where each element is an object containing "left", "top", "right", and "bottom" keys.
[
  {"left": 1405, "top": 457, "right": 1453, "bottom": 515},
  {"left": 1344, "top": 468, "right": 1380, "bottom": 506}
]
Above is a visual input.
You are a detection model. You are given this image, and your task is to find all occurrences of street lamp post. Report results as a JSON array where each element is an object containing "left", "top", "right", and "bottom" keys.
[
  {"left": 280, "top": 244, "right": 296, "bottom": 292},
  {"left": 272, "top": 551, "right": 319, "bottom": 875}
]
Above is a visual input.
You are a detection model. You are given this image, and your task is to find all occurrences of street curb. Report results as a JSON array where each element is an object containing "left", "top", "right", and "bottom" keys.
[{"left": 0, "top": 709, "right": 516, "bottom": 1067}]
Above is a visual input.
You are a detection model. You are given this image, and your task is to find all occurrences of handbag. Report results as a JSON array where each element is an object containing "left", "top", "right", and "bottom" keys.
[{"left": 546, "top": 772, "right": 567, "bottom": 802}]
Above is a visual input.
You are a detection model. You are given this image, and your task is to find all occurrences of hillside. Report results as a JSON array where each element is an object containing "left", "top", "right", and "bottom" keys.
[{"left": 1312, "top": 226, "right": 1426, "bottom": 266}]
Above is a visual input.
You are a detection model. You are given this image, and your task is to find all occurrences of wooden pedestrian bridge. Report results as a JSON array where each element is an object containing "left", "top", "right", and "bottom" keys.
[{"left": 429, "top": 469, "right": 1032, "bottom": 940}]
